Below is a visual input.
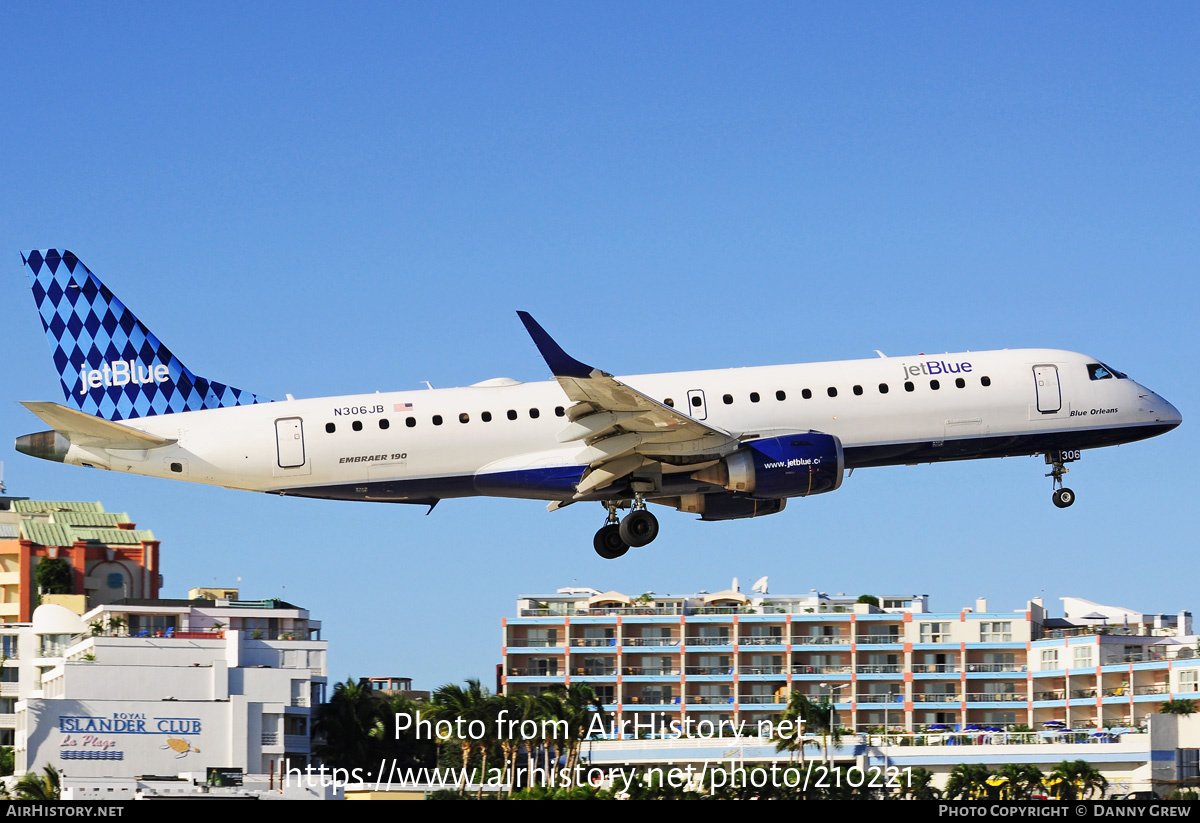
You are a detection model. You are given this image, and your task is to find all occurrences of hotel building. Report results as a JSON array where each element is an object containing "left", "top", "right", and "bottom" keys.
[{"left": 502, "top": 586, "right": 1199, "bottom": 733}]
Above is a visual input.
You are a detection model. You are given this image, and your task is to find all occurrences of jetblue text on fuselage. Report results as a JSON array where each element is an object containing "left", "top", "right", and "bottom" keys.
[
  {"left": 78, "top": 360, "right": 170, "bottom": 394},
  {"left": 900, "top": 359, "right": 973, "bottom": 380}
]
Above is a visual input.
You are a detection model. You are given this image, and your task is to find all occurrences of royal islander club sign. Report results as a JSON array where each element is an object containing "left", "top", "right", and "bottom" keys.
[{"left": 57, "top": 712, "right": 204, "bottom": 763}]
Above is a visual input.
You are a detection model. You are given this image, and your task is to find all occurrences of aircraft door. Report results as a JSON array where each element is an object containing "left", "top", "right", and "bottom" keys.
[
  {"left": 1033, "top": 365, "right": 1062, "bottom": 414},
  {"left": 686, "top": 389, "right": 708, "bottom": 421},
  {"left": 275, "top": 417, "right": 306, "bottom": 468}
]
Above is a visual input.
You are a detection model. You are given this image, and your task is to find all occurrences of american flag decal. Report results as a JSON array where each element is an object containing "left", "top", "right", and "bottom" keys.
[{"left": 394, "top": 402, "right": 413, "bottom": 412}]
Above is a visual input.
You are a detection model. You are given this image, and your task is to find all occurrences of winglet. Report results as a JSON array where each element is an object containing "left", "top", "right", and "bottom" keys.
[{"left": 517, "top": 311, "right": 601, "bottom": 379}]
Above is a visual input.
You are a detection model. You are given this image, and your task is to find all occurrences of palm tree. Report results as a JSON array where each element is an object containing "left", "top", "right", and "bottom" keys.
[
  {"left": 897, "top": 767, "right": 941, "bottom": 800},
  {"left": 1048, "top": 760, "right": 1107, "bottom": 800},
  {"left": 313, "top": 677, "right": 382, "bottom": 772},
  {"left": 772, "top": 691, "right": 822, "bottom": 766},
  {"left": 994, "top": 763, "right": 1044, "bottom": 800},
  {"left": 551, "top": 683, "right": 607, "bottom": 779},
  {"left": 431, "top": 679, "right": 491, "bottom": 797},
  {"left": 945, "top": 763, "right": 991, "bottom": 800},
  {"left": 14, "top": 764, "right": 59, "bottom": 801},
  {"left": 1161, "top": 699, "right": 1198, "bottom": 715}
]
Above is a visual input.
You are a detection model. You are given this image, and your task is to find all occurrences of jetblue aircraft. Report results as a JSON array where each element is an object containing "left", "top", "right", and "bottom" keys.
[{"left": 15, "top": 250, "right": 1182, "bottom": 558}]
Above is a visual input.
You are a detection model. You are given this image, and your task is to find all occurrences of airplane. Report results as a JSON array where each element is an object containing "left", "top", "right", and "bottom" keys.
[{"left": 14, "top": 249, "right": 1183, "bottom": 559}]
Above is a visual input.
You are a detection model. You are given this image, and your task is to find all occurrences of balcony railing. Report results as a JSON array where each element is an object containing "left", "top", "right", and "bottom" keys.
[
  {"left": 622, "top": 667, "right": 679, "bottom": 676},
  {"left": 262, "top": 732, "right": 279, "bottom": 746},
  {"left": 792, "top": 665, "right": 852, "bottom": 675},
  {"left": 856, "top": 694, "right": 903, "bottom": 703},
  {"left": 1135, "top": 685, "right": 1168, "bottom": 695},
  {"left": 623, "top": 638, "right": 678, "bottom": 647},
  {"left": 739, "top": 695, "right": 783, "bottom": 704},
  {"left": 857, "top": 635, "right": 902, "bottom": 644},
  {"left": 794, "top": 636, "right": 848, "bottom": 645},
  {"left": 965, "top": 692, "right": 1023, "bottom": 702},
  {"left": 688, "top": 695, "right": 734, "bottom": 704},
  {"left": 738, "top": 665, "right": 784, "bottom": 675},
  {"left": 913, "top": 664, "right": 958, "bottom": 673},
  {"left": 508, "top": 667, "right": 559, "bottom": 677},
  {"left": 507, "top": 638, "right": 560, "bottom": 647},
  {"left": 965, "top": 664, "right": 1023, "bottom": 673},
  {"left": 856, "top": 665, "right": 902, "bottom": 674},
  {"left": 570, "top": 638, "right": 617, "bottom": 647},
  {"left": 913, "top": 693, "right": 959, "bottom": 702},
  {"left": 684, "top": 636, "right": 732, "bottom": 646},
  {"left": 575, "top": 668, "right": 617, "bottom": 677},
  {"left": 685, "top": 666, "right": 733, "bottom": 676},
  {"left": 739, "top": 636, "right": 784, "bottom": 646},
  {"left": 1035, "top": 690, "right": 1064, "bottom": 701}
]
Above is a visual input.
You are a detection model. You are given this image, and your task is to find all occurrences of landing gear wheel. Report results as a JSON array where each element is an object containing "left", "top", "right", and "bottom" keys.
[
  {"left": 593, "top": 524, "right": 629, "bottom": 559},
  {"left": 1053, "top": 487, "right": 1075, "bottom": 509},
  {"left": 619, "top": 509, "right": 659, "bottom": 548}
]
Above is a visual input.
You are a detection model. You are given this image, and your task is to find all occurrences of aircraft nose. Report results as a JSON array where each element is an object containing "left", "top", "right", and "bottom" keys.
[{"left": 1144, "top": 389, "right": 1182, "bottom": 429}]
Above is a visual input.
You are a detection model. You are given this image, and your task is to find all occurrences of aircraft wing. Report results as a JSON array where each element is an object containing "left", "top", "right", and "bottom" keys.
[
  {"left": 518, "top": 312, "right": 739, "bottom": 497},
  {"left": 21, "top": 401, "right": 177, "bottom": 450}
]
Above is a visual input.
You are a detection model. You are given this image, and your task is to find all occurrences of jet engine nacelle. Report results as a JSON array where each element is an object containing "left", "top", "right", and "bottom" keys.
[{"left": 693, "top": 433, "right": 844, "bottom": 498}]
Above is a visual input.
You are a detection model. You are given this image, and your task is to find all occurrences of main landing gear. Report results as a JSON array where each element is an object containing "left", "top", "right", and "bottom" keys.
[
  {"left": 593, "top": 500, "right": 660, "bottom": 559},
  {"left": 1045, "top": 451, "right": 1077, "bottom": 509}
]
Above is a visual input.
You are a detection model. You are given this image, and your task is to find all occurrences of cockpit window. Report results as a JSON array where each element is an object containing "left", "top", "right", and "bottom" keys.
[{"left": 1088, "top": 362, "right": 1128, "bottom": 381}]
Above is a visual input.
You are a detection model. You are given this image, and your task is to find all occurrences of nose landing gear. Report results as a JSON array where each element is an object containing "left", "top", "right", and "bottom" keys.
[
  {"left": 1045, "top": 450, "right": 1079, "bottom": 508},
  {"left": 592, "top": 499, "right": 661, "bottom": 558}
]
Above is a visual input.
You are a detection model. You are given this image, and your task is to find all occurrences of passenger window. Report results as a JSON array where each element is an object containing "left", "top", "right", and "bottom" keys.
[
  {"left": 325, "top": 423, "right": 335, "bottom": 434},
  {"left": 405, "top": 417, "right": 416, "bottom": 428},
  {"left": 852, "top": 385, "right": 863, "bottom": 396},
  {"left": 482, "top": 411, "right": 493, "bottom": 422},
  {"left": 775, "top": 390, "right": 786, "bottom": 401},
  {"left": 955, "top": 377, "right": 965, "bottom": 389},
  {"left": 507, "top": 410, "right": 518, "bottom": 420},
  {"left": 529, "top": 408, "right": 540, "bottom": 419},
  {"left": 905, "top": 381, "right": 915, "bottom": 392},
  {"left": 664, "top": 398, "right": 674, "bottom": 407},
  {"left": 692, "top": 396, "right": 703, "bottom": 408},
  {"left": 878, "top": 383, "right": 889, "bottom": 394},
  {"left": 352, "top": 420, "right": 363, "bottom": 432},
  {"left": 750, "top": 392, "right": 760, "bottom": 403},
  {"left": 459, "top": 413, "right": 470, "bottom": 423},
  {"left": 930, "top": 380, "right": 940, "bottom": 390},
  {"left": 802, "top": 389, "right": 812, "bottom": 400},
  {"left": 555, "top": 406, "right": 565, "bottom": 417},
  {"left": 432, "top": 415, "right": 443, "bottom": 426},
  {"left": 827, "top": 387, "right": 837, "bottom": 398},
  {"left": 981, "top": 376, "right": 991, "bottom": 387},
  {"left": 723, "top": 394, "right": 733, "bottom": 405},
  {"left": 379, "top": 419, "right": 390, "bottom": 430}
]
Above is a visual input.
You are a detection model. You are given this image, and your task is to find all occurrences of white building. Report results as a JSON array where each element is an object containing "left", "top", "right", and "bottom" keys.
[{"left": 14, "top": 595, "right": 327, "bottom": 792}]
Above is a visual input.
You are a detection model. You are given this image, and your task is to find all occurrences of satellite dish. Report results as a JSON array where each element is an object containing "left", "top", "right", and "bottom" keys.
[{"left": 752, "top": 576, "right": 769, "bottom": 594}]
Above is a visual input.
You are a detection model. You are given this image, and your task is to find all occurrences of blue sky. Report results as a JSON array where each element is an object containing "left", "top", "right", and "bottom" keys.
[{"left": 1, "top": 4, "right": 1196, "bottom": 689}]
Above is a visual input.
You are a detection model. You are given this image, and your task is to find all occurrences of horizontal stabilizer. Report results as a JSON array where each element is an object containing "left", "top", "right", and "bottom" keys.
[{"left": 20, "top": 401, "right": 176, "bottom": 449}]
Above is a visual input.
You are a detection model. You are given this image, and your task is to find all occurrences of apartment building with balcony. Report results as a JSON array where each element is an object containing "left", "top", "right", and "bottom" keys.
[
  {"left": 502, "top": 586, "right": 1200, "bottom": 734},
  {"left": 0, "top": 497, "right": 161, "bottom": 622}
]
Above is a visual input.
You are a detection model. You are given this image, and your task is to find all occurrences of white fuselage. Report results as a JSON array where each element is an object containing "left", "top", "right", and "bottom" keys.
[{"left": 56, "top": 348, "right": 1180, "bottom": 504}]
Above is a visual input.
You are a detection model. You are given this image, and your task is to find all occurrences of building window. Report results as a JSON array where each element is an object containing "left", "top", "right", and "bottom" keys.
[
  {"left": 0, "top": 636, "right": 16, "bottom": 658},
  {"left": 1073, "top": 646, "right": 1093, "bottom": 670},
  {"left": 920, "top": 622, "right": 951, "bottom": 643},
  {"left": 980, "top": 622, "right": 1012, "bottom": 642},
  {"left": 1181, "top": 670, "right": 1199, "bottom": 693},
  {"left": 1041, "top": 649, "right": 1060, "bottom": 670}
]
